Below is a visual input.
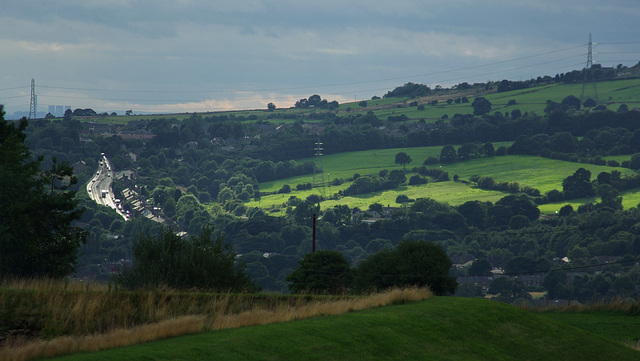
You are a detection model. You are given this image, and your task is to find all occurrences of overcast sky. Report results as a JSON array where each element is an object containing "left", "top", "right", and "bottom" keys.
[{"left": 1, "top": 0, "right": 639, "bottom": 117}]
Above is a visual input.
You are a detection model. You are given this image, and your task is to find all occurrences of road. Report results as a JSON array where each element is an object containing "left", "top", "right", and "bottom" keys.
[{"left": 86, "top": 154, "right": 128, "bottom": 220}]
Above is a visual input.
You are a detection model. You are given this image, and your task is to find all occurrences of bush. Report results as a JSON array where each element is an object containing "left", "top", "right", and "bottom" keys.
[
  {"left": 277, "top": 184, "right": 291, "bottom": 193},
  {"left": 396, "top": 195, "right": 413, "bottom": 203},
  {"left": 287, "top": 250, "right": 353, "bottom": 294},
  {"left": 354, "top": 240, "right": 457, "bottom": 295},
  {"left": 121, "top": 226, "right": 256, "bottom": 291},
  {"left": 331, "top": 178, "right": 344, "bottom": 186},
  {"left": 423, "top": 156, "right": 439, "bottom": 165},
  {"left": 409, "top": 174, "right": 428, "bottom": 186}
]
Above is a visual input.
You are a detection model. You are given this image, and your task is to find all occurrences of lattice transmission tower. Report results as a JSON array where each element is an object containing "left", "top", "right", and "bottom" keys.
[
  {"left": 28, "top": 78, "right": 37, "bottom": 119},
  {"left": 312, "top": 139, "right": 326, "bottom": 196},
  {"left": 581, "top": 33, "right": 598, "bottom": 100}
]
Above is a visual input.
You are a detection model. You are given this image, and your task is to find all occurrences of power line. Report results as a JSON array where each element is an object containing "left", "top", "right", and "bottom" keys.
[
  {"left": 502, "top": 257, "right": 640, "bottom": 277},
  {"left": 30, "top": 44, "right": 589, "bottom": 98},
  {"left": 29, "top": 58, "right": 586, "bottom": 106},
  {"left": 0, "top": 86, "right": 30, "bottom": 92},
  {"left": 293, "top": 256, "right": 640, "bottom": 281},
  {"left": 598, "top": 42, "right": 640, "bottom": 45}
]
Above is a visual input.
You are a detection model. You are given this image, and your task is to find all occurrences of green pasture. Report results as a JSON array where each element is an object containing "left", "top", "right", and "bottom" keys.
[
  {"left": 249, "top": 145, "right": 640, "bottom": 215},
  {"left": 258, "top": 144, "right": 514, "bottom": 193},
  {"left": 485, "top": 79, "right": 640, "bottom": 114},
  {"left": 538, "top": 188, "right": 640, "bottom": 214},
  {"left": 70, "top": 78, "right": 640, "bottom": 125},
  {"left": 248, "top": 181, "right": 507, "bottom": 215},
  {"left": 336, "top": 78, "right": 640, "bottom": 122},
  {"left": 440, "top": 155, "right": 636, "bottom": 193}
]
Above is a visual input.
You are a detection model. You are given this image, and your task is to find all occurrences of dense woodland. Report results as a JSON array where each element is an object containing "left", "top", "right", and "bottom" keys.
[{"left": 7, "top": 67, "right": 640, "bottom": 301}]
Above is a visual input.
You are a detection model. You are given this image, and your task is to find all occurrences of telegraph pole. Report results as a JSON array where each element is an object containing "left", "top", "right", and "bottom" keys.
[{"left": 312, "top": 213, "right": 317, "bottom": 253}]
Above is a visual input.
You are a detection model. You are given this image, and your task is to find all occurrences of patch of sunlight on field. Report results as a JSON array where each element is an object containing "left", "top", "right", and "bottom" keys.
[
  {"left": 538, "top": 188, "right": 640, "bottom": 214},
  {"left": 321, "top": 181, "right": 507, "bottom": 209},
  {"left": 249, "top": 181, "right": 509, "bottom": 214},
  {"left": 440, "top": 156, "right": 635, "bottom": 193},
  {"left": 248, "top": 148, "right": 639, "bottom": 217}
]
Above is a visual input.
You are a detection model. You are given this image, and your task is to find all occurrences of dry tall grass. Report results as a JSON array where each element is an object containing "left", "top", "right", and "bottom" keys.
[{"left": 0, "top": 278, "right": 432, "bottom": 361}]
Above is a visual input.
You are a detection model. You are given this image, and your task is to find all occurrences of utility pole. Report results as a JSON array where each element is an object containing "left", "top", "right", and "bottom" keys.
[{"left": 312, "top": 213, "right": 317, "bottom": 253}]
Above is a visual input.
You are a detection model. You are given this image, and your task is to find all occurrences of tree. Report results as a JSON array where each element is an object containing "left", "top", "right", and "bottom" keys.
[
  {"left": 563, "top": 168, "right": 595, "bottom": 199},
  {"left": 479, "top": 142, "right": 495, "bottom": 157},
  {"left": 543, "top": 271, "right": 568, "bottom": 299},
  {"left": 121, "top": 226, "right": 256, "bottom": 291},
  {"left": 440, "top": 145, "right": 457, "bottom": 164},
  {"left": 388, "top": 170, "right": 406, "bottom": 186},
  {"left": 549, "top": 132, "right": 579, "bottom": 153},
  {"left": 472, "top": 97, "right": 492, "bottom": 115},
  {"left": 293, "top": 200, "right": 320, "bottom": 225},
  {"left": 287, "top": 250, "right": 353, "bottom": 294},
  {"left": 308, "top": 94, "right": 322, "bottom": 106},
  {"left": 267, "top": 102, "right": 276, "bottom": 111},
  {"left": 0, "top": 108, "right": 86, "bottom": 278},
  {"left": 504, "top": 256, "right": 538, "bottom": 274},
  {"left": 457, "top": 143, "right": 478, "bottom": 160},
  {"left": 583, "top": 98, "right": 597, "bottom": 108},
  {"left": 561, "top": 95, "right": 581, "bottom": 110},
  {"left": 596, "top": 184, "right": 623, "bottom": 210},
  {"left": 354, "top": 240, "right": 457, "bottom": 295},
  {"left": 457, "top": 201, "right": 487, "bottom": 229},
  {"left": 394, "top": 152, "right": 412, "bottom": 171},
  {"left": 468, "top": 258, "right": 492, "bottom": 276},
  {"left": 488, "top": 276, "right": 530, "bottom": 301}
]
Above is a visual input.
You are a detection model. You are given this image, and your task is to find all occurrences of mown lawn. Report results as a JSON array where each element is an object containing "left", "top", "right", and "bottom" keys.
[
  {"left": 48, "top": 297, "right": 640, "bottom": 361},
  {"left": 537, "top": 310, "right": 640, "bottom": 346}
]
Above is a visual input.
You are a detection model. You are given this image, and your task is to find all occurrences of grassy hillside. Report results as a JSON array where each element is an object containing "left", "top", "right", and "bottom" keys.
[
  {"left": 247, "top": 147, "right": 639, "bottom": 214},
  {"left": 47, "top": 297, "right": 639, "bottom": 361},
  {"left": 338, "top": 78, "right": 640, "bottom": 121},
  {"left": 79, "top": 77, "right": 640, "bottom": 125}
]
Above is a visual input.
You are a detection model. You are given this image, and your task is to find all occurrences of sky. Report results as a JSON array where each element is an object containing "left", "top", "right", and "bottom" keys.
[{"left": 1, "top": 0, "right": 639, "bottom": 118}]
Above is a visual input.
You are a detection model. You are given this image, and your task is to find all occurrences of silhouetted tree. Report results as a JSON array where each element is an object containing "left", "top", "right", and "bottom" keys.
[
  {"left": 0, "top": 107, "right": 86, "bottom": 278},
  {"left": 287, "top": 250, "right": 353, "bottom": 294}
]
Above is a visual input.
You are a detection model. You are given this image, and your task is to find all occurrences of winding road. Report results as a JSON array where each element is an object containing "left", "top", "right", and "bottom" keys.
[{"left": 86, "top": 154, "right": 128, "bottom": 220}]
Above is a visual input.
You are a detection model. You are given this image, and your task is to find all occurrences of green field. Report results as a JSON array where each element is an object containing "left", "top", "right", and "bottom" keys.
[
  {"left": 48, "top": 297, "right": 640, "bottom": 361},
  {"left": 247, "top": 146, "right": 640, "bottom": 215},
  {"left": 331, "top": 78, "right": 640, "bottom": 122},
  {"left": 68, "top": 78, "right": 640, "bottom": 126}
]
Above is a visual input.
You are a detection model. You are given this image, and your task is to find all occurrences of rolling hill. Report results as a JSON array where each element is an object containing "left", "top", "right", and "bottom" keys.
[
  {"left": 247, "top": 147, "right": 639, "bottom": 215},
  {"left": 47, "top": 297, "right": 640, "bottom": 361}
]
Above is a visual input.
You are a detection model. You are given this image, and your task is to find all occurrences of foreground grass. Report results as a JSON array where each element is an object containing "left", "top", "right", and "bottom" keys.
[
  {"left": 45, "top": 297, "right": 640, "bottom": 361},
  {"left": 528, "top": 300, "right": 640, "bottom": 347},
  {"left": 0, "top": 280, "right": 431, "bottom": 361},
  {"left": 538, "top": 311, "right": 640, "bottom": 347}
]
